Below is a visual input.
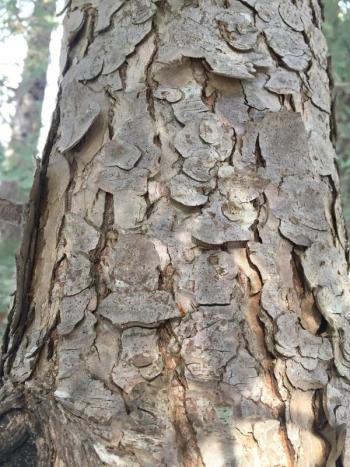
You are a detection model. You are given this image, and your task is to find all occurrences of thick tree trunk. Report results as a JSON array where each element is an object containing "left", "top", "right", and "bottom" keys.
[{"left": 1, "top": 0, "right": 349, "bottom": 466}]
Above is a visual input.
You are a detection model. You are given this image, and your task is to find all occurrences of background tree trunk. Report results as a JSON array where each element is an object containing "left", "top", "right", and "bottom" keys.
[
  {"left": 1, "top": 0, "right": 350, "bottom": 466},
  {"left": 3, "top": 0, "right": 56, "bottom": 191}
]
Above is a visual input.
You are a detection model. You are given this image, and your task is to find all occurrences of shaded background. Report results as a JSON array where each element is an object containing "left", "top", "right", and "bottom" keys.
[{"left": 0, "top": 0, "right": 349, "bottom": 332}]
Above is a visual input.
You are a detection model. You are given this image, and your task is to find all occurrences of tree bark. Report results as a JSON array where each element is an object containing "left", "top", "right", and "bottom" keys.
[
  {"left": 0, "top": 0, "right": 56, "bottom": 326},
  {"left": 1, "top": 1, "right": 349, "bottom": 466}
]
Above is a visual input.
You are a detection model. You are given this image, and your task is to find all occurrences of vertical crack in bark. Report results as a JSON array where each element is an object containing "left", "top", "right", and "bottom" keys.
[
  {"left": 159, "top": 325, "right": 205, "bottom": 467},
  {"left": 238, "top": 241, "right": 297, "bottom": 465},
  {"left": 1, "top": 102, "right": 61, "bottom": 377},
  {"left": 106, "top": 94, "right": 116, "bottom": 140},
  {"left": 145, "top": 13, "right": 160, "bottom": 123},
  {"left": 254, "top": 135, "right": 266, "bottom": 169},
  {"left": 141, "top": 12, "right": 206, "bottom": 460},
  {"left": 323, "top": 174, "right": 342, "bottom": 248},
  {"left": 92, "top": 192, "right": 114, "bottom": 303}
]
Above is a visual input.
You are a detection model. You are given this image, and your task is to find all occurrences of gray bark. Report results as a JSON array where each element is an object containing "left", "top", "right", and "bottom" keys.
[{"left": 0, "top": 0, "right": 349, "bottom": 466}]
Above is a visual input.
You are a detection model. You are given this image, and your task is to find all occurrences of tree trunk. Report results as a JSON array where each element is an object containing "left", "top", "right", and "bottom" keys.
[
  {"left": 0, "top": 2, "right": 56, "bottom": 188},
  {"left": 4, "top": 0, "right": 56, "bottom": 190},
  {"left": 0, "top": 1, "right": 349, "bottom": 466}
]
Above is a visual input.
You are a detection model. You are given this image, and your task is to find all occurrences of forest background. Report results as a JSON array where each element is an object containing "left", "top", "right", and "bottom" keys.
[{"left": 0, "top": 0, "right": 349, "bottom": 331}]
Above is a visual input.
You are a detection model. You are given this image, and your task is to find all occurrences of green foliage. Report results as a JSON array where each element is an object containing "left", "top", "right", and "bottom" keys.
[
  {"left": 0, "top": 0, "right": 57, "bottom": 115},
  {"left": 0, "top": 237, "right": 18, "bottom": 328},
  {"left": 0, "top": 0, "right": 56, "bottom": 39},
  {"left": 324, "top": 0, "right": 350, "bottom": 225},
  {"left": 324, "top": 0, "right": 350, "bottom": 82},
  {"left": 0, "top": 0, "right": 28, "bottom": 37},
  {"left": 0, "top": 142, "right": 5, "bottom": 166}
]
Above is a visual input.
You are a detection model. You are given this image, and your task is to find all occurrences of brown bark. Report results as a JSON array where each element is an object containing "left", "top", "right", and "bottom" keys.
[
  {"left": 0, "top": 1, "right": 349, "bottom": 466},
  {"left": 0, "top": 0, "right": 56, "bottom": 325}
]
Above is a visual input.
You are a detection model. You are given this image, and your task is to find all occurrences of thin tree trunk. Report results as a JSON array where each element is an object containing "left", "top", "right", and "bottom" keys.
[
  {"left": 4, "top": 0, "right": 56, "bottom": 190},
  {"left": 0, "top": 1, "right": 349, "bottom": 466}
]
